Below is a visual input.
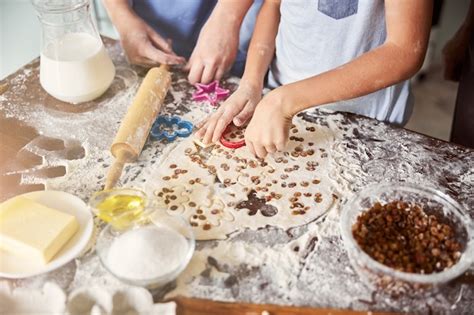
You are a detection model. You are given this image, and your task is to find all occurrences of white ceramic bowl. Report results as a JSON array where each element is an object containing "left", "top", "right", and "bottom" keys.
[{"left": 0, "top": 190, "right": 94, "bottom": 279}]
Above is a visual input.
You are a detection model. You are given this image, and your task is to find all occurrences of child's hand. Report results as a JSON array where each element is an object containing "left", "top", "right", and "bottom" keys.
[
  {"left": 195, "top": 80, "right": 262, "bottom": 144},
  {"left": 185, "top": 10, "right": 240, "bottom": 84},
  {"left": 119, "top": 15, "right": 185, "bottom": 66},
  {"left": 245, "top": 88, "right": 293, "bottom": 158}
]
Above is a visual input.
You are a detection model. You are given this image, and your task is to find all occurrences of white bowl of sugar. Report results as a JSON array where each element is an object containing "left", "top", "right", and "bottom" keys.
[{"left": 96, "top": 213, "right": 195, "bottom": 288}]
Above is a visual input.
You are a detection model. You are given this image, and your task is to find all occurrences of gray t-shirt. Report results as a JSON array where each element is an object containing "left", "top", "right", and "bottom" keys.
[{"left": 268, "top": 0, "right": 413, "bottom": 125}]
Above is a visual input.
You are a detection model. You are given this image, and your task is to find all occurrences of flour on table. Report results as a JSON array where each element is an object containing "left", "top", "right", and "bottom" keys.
[
  {"left": 0, "top": 281, "right": 176, "bottom": 315},
  {"left": 67, "top": 285, "right": 176, "bottom": 315},
  {"left": 0, "top": 281, "right": 66, "bottom": 314},
  {"left": 148, "top": 115, "right": 339, "bottom": 240}
]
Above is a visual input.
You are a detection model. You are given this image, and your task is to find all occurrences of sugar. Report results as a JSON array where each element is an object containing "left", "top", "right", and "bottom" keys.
[{"left": 106, "top": 226, "right": 189, "bottom": 281}]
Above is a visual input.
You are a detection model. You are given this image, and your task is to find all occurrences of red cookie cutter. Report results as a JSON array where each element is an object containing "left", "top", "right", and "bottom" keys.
[{"left": 220, "top": 124, "right": 246, "bottom": 149}]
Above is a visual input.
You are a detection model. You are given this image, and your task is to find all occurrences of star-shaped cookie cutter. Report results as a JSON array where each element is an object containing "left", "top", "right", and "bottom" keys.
[
  {"left": 150, "top": 115, "right": 194, "bottom": 142},
  {"left": 192, "top": 80, "right": 230, "bottom": 107}
]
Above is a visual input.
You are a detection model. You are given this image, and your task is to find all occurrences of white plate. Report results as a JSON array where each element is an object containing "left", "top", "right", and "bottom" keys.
[{"left": 0, "top": 190, "right": 94, "bottom": 279}]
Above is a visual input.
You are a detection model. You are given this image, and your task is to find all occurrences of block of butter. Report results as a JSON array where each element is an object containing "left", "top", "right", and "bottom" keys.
[{"left": 0, "top": 196, "right": 79, "bottom": 264}]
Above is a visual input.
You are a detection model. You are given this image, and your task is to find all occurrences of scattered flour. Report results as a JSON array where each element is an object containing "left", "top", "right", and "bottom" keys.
[{"left": 0, "top": 281, "right": 176, "bottom": 315}]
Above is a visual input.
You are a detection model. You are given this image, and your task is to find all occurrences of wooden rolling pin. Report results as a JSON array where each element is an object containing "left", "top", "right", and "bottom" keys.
[{"left": 104, "top": 65, "right": 171, "bottom": 190}]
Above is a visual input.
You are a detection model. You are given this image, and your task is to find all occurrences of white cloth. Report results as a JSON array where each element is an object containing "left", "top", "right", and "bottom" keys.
[{"left": 268, "top": 0, "right": 413, "bottom": 125}]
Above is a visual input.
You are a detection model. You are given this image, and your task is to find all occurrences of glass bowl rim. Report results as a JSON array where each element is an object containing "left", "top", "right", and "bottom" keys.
[
  {"left": 32, "top": 0, "right": 89, "bottom": 14},
  {"left": 340, "top": 182, "right": 474, "bottom": 284},
  {"left": 96, "top": 213, "right": 195, "bottom": 287},
  {"left": 88, "top": 187, "right": 152, "bottom": 221}
]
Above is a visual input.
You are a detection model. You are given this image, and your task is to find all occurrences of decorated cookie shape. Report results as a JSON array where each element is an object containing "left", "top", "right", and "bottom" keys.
[
  {"left": 236, "top": 190, "right": 278, "bottom": 217},
  {"left": 150, "top": 115, "right": 193, "bottom": 142},
  {"left": 192, "top": 80, "right": 230, "bottom": 107}
]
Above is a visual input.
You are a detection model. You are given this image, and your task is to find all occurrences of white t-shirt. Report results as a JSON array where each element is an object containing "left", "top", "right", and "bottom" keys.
[{"left": 268, "top": 0, "right": 413, "bottom": 125}]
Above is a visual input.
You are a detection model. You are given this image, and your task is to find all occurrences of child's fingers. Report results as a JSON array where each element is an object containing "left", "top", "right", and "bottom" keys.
[
  {"left": 196, "top": 117, "right": 208, "bottom": 129},
  {"left": 275, "top": 141, "right": 286, "bottom": 152},
  {"left": 275, "top": 131, "right": 288, "bottom": 152},
  {"left": 254, "top": 143, "right": 268, "bottom": 159},
  {"left": 211, "top": 114, "right": 233, "bottom": 143},
  {"left": 195, "top": 125, "right": 207, "bottom": 139},
  {"left": 202, "top": 117, "right": 220, "bottom": 144},
  {"left": 233, "top": 102, "right": 256, "bottom": 126},
  {"left": 215, "top": 66, "right": 226, "bottom": 81},
  {"left": 265, "top": 143, "right": 277, "bottom": 154},
  {"left": 246, "top": 131, "right": 267, "bottom": 158},
  {"left": 246, "top": 141, "right": 256, "bottom": 157},
  {"left": 183, "top": 57, "right": 193, "bottom": 72},
  {"left": 188, "top": 61, "right": 205, "bottom": 84},
  {"left": 201, "top": 64, "right": 217, "bottom": 84},
  {"left": 195, "top": 119, "right": 209, "bottom": 138}
]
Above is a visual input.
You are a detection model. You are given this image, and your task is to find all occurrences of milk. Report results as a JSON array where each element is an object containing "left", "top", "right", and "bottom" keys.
[{"left": 40, "top": 33, "right": 115, "bottom": 104}]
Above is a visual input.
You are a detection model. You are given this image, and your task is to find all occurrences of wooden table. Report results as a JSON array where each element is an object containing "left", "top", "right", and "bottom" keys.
[{"left": 1, "top": 39, "right": 473, "bottom": 314}]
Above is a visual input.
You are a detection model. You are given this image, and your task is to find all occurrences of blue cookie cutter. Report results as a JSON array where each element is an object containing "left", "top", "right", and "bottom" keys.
[{"left": 150, "top": 115, "right": 194, "bottom": 142}]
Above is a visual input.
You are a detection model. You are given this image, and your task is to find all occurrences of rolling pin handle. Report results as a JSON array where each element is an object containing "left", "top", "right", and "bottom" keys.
[{"left": 104, "top": 150, "right": 127, "bottom": 190}]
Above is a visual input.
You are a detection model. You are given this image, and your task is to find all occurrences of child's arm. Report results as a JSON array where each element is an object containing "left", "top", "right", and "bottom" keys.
[
  {"left": 276, "top": 0, "right": 433, "bottom": 117},
  {"left": 185, "top": 0, "right": 255, "bottom": 84},
  {"left": 245, "top": 0, "right": 433, "bottom": 158},
  {"left": 240, "top": 0, "right": 281, "bottom": 92},
  {"left": 196, "top": 0, "right": 281, "bottom": 144},
  {"left": 102, "top": 0, "right": 185, "bottom": 66}
]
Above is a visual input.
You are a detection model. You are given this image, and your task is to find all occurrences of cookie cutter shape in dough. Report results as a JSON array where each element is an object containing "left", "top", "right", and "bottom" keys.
[
  {"left": 150, "top": 116, "right": 194, "bottom": 142},
  {"left": 192, "top": 80, "right": 230, "bottom": 107},
  {"left": 220, "top": 123, "right": 246, "bottom": 149}
]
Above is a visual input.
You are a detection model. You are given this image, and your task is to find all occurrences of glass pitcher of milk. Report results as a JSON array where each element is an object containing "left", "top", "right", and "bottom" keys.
[{"left": 32, "top": 0, "right": 115, "bottom": 104}]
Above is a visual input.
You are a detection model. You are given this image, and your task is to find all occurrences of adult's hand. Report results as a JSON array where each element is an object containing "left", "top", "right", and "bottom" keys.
[
  {"left": 185, "top": 12, "right": 240, "bottom": 84},
  {"left": 102, "top": 0, "right": 185, "bottom": 66},
  {"left": 118, "top": 15, "right": 185, "bottom": 66},
  {"left": 185, "top": 0, "right": 254, "bottom": 84}
]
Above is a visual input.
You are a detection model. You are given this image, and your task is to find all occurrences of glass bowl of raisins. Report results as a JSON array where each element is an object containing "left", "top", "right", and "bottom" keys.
[{"left": 340, "top": 182, "right": 474, "bottom": 297}]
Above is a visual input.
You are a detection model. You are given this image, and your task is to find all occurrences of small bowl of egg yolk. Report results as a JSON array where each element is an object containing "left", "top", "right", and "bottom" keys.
[{"left": 88, "top": 188, "right": 150, "bottom": 230}]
